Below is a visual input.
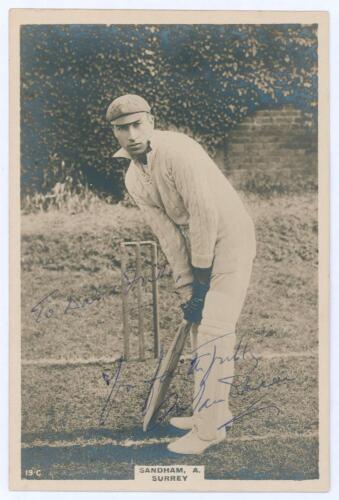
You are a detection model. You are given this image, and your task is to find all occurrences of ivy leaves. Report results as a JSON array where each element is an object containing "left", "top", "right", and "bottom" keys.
[{"left": 21, "top": 24, "right": 317, "bottom": 195}]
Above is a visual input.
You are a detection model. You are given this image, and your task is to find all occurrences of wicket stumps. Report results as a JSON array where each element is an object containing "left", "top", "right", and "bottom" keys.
[{"left": 120, "top": 241, "right": 160, "bottom": 360}]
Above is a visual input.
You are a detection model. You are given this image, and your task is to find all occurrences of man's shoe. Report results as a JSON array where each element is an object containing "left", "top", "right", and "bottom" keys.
[
  {"left": 167, "top": 428, "right": 226, "bottom": 455},
  {"left": 169, "top": 416, "right": 194, "bottom": 430},
  {"left": 170, "top": 415, "right": 234, "bottom": 431}
]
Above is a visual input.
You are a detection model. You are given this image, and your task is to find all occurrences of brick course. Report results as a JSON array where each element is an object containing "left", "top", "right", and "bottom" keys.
[{"left": 214, "top": 106, "right": 317, "bottom": 193}]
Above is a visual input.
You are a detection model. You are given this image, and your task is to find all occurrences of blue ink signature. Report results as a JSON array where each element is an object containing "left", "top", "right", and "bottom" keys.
[
  {"left": 99, "top": 357, "right": 134, "bottom": 426},
  {"left": 30, "top": 287, "right": 115, "bottom": 322},
  {"left": 31, "top": 262, "right": 168, "bottom": 323},
  {"left": 121, "top": 262, "right": 167, "bottom": 295},
  {"left": 218, "top": 395, "right": 282, "bottom": 430},
  {"left": 99, "top": 332, "right": 293, "bottom": 431}
]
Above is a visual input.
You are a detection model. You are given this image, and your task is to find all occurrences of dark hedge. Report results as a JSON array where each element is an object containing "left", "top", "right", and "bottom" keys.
[{"left": 21, "top": 24, "right": 317, "bottom": 197}]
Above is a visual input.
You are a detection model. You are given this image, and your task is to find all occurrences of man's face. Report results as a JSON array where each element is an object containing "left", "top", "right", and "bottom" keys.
[{"left": 112, "top": 113, "right": 154, "bottom": 158}]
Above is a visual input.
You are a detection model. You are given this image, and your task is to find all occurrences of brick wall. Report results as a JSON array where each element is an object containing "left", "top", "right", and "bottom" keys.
[{"left": 214, "top": 106, "right": 317, "bottom": 193}]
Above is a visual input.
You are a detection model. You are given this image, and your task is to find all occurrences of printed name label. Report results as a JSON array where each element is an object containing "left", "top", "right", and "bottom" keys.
[{"left": 135, "top": 465, "right": 204, "bottom": 484}]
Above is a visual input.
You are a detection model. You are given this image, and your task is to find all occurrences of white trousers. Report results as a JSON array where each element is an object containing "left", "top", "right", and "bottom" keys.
[{"left": 190, "top": 259, "right": 254, "bottom": 441}]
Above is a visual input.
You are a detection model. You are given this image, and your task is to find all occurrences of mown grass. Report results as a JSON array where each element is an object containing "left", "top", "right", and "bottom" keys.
[
  {"left": 21, "top": 189, "right": 319, "bottom": 479},
  {"left": 21, "top": 192, "right": 318, "bottom": 360}
]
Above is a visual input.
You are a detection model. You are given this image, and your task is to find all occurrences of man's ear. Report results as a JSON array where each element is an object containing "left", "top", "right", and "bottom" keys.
[
  {"left": 148, "top": 114, "right": 155, "bottom": 127},
  {"left": 111, "top": 125, "right": 118, "bottom": 138}
]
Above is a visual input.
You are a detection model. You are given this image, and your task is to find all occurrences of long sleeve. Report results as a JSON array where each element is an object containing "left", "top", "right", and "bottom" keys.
[
  {"left": 169, "top": 143, "right": 219, "bottom": 268},
  {"left": 125, "top": 176, "right": 194, "bottom": 290}
]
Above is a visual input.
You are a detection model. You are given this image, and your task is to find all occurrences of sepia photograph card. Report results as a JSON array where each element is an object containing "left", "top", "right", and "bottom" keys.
[{"left": 9, "top": 8, "right": 329, "bottom": 492}]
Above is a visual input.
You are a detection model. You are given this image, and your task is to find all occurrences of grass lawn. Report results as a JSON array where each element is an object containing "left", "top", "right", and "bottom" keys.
[{"left": 21, "top": 192, "right": 318, "bottom": 480}]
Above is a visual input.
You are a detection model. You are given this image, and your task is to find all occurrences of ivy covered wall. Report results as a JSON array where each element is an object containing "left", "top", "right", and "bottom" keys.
[{"left": 21, "top": 24, "right": 317, "bottom": 196}]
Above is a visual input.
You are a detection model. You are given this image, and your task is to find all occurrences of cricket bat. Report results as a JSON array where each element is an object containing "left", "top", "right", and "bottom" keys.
[{"left": 143, "top": 319, "right": 192, "bottom": 432}]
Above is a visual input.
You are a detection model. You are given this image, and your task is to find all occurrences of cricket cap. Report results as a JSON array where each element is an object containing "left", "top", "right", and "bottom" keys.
[{"left": 106, "top": 94, "right": 151, "bottom": 125}]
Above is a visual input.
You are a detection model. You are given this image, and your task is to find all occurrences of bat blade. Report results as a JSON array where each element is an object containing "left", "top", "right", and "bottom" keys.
[{"left": 143, "top": 320, "right": 191, "bottom": 432}]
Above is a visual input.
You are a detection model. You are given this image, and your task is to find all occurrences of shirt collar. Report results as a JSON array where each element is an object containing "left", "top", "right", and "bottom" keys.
[
  {"left": 112, "top": 147, "right": 132, "bottom": 160},
  {"left": 113, "top": 130, "right": 157, "bottom": 162}
]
